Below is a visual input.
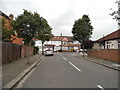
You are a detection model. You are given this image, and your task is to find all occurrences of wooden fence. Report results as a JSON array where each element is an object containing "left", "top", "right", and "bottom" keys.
[
  {"left": 2, "top": 42, "right": 21, "bottom": 64},
  {"left": 2, "top": 42, "right": 33, "bottom": 64}
]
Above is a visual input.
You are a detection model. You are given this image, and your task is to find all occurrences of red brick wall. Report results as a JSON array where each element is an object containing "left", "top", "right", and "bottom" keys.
[{"left": 87, "top": 49, "right": 120, "bottom": 63}]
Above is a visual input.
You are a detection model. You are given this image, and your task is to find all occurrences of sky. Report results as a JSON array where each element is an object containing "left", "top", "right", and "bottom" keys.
[{"left": 0, "top": 0, "right": 118, "bottom": 41}]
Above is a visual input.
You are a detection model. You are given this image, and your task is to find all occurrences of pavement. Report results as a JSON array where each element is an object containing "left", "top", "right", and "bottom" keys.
[
  {"left": 2, "top": 53, "right": 44, "bottom": 88},
  {"left": 75, "top": 52, "right": 120, "bottom": 71}
]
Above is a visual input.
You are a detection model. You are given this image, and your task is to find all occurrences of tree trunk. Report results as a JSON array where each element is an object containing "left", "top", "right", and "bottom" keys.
[
  {"left": 82, "top": 45, "right": 85, "bottom": 57},
  {"left": 42, "top": 42, "right": 44, "bottom": 55},
  {"left": 81, "top": 40, "right": 85, "bottom": 57},
  {"left": 27, "top": 43, "right": 30, "bottom": 64}
]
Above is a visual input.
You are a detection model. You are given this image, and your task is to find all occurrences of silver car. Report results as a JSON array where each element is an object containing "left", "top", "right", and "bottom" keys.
[{"left": 45, "top": 50, "right": 54, "bottom": 56}]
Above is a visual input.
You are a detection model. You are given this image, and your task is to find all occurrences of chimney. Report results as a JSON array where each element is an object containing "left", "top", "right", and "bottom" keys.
[{"left": 9, "top": 14, "right": 14, "bottom": 21}]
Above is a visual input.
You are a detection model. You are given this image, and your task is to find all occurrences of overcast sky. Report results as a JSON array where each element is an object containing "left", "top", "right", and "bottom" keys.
[{"left": 0, "top": 0, "right": 118, "bottom": 40}]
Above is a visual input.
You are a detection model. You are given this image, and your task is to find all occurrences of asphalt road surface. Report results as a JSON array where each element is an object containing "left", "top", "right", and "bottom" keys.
[{"left": 18, "top": 52, "right": 119, "bottom": 88}]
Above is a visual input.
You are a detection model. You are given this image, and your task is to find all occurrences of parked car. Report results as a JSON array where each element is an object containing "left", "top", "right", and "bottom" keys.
[
  {"left": 79, "top": 49, "right": 83, "bottom": 52},
  {"left": 78, "top": 49, "right": 87, "bottom": 53},
  {"left": 53, "top": 49, "right": 57, "bottom": 52},
  {"left": 45, "top": 50, "right": 54, "bottom": 56}
]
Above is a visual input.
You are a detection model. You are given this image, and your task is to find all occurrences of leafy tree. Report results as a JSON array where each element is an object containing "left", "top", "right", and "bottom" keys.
[
  {"left": 82, "top": 40, "right": 94, "bottom": 49},
  {"left": 110, "top": 0, "right": 120, "bottom": 21},
  {"left": 36, "top": 17, "right": 53, "bottom": 55},
  {"left": 1, "top": 18, "right": 14, "bottom": 42},
  {"left": 11, "top": 10, "right": 41, "bottom": 45},
  {"left": 72, "top": 15, "right": 93, "bottom": 57},
  {"left": 11, "top": 9, "right": 41, "bottom": 64},
  {"left": 30, "top": 40, "right": 35, "bottom": 46},
  {"left": 33, "top": 46, "right": 39, "bottom": 54},
  {"left": 12, "top": 9, "right": 53, "bottom": 57},
  {"left": 110, "top": 0, "right": 120, "bottom": 29}
]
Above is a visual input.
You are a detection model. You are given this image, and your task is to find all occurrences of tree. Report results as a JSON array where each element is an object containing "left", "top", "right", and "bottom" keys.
[
  {"left": 82, "top": 40, "right": 94, "bottom": 49},
  {"left": 72, "top": 15, "right": 93, "bottom": 57},
  {"left": 1, "top": 17, "right": 14, "bottom": 42},
  {"left": 110, "top": 0, "right": 120, "bottom": 28},
  {"left": 36, "top": 17, "right": 53, "bottom": 55},
  {"left": 11, "top": 10, "right": 41, "bottom": 45},
  {"left": 11, "top": 9, "right": 41, "bottom": 64}
]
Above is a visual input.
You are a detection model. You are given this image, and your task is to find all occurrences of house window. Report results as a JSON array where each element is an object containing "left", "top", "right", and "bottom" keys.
[
  {"left": 56, "top": 41, "right": 60, "bottom": 44},
  {"left": 69, "top": 42, "right": 73, "bottom": 45},
  {"left": 63, "top": 41, "right": 68, "bottom": 45},
  {"left": 106, "top": 42, "right": 110, "bottom": 49},
  {"left": 118, "top": 40, "right": 120, "bottom": 49}
]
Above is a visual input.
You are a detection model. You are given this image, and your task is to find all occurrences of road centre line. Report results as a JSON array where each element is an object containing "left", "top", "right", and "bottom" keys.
[
  {"left": 69, "top": 62, "right": 81, "bottom": 72},
  {"left": 62, "top": 57, "right": 67, "bottom": 60},
  {"left": 97, "top": 85, "right": 105, "bottom": 90}
]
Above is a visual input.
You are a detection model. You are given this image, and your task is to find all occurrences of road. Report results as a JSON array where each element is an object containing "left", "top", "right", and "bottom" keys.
[{"left": 18, "top": 52, "right": 118, "bottom": 88}]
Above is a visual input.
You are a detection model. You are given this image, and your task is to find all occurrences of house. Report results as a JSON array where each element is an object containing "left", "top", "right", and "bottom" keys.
[
  {"left": 88, "top": 29, "right": 120, "bottom": 62},
  {"left": 0, "top": 11, "right": 23, "bottom": 45},
  {"left": 45, "top": 36, "right": 80, "bottom": 51},
  {"left": 0, "top": 11, "right": 13, "bottom": 31},
  {"left": 93, "top": 29, "right": 120, "bottom": 49},
  {"left": 35, "top": 36, "right": 80, "bottom": 52}
]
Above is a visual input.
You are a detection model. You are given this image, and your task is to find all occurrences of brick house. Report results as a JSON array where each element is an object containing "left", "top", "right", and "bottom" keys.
[
  {"left": 45, "top": 36, "right": 80, "bottom": 51},
  {"left": 0, "top": 11, "right": 23, "bottom": 45},
  {"left": 35, "top": 36, "right": 80, "bottom": 52},
  {"left": 93, "top": 29, "right": 120, "bottom": 49},
  {"left": 88, "top": 29, "right": 120, "bottom": 62}
]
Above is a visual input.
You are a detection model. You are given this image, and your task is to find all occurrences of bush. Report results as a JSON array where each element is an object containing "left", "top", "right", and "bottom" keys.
[
  {"left": 33, "top": 46, "right": 39, "bottom": 54},
  {"left": 59, "top": 49, "right": 62, "bottom": 52},
  {"left": 69, "top": 48, "right": 75, "bottom": 52}
]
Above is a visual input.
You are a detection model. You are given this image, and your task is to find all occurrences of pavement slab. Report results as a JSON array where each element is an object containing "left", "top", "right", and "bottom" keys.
[{"left": 2, "top": 53, "right": 43, "bottom": 87}]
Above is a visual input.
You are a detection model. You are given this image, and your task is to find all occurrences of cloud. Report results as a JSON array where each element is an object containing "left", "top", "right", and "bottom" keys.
[{"left": 0, "top": 0, "right": 117, "bottom": 40}]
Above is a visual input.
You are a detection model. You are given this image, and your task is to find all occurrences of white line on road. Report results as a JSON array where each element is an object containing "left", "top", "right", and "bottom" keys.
[
  {"left": 63, "top": 57, "right": 67, "bottom": 60},
  {"left": 97, "top": 85, "right": 105, "bottom": 90},
  {"left": 69, "top": 62, "right": 81, "bottom": 72}
]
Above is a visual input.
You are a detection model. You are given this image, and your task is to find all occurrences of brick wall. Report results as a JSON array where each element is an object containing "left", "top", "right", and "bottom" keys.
[{"left": 87, "top": 49, "right": 120, "bottom": 63}]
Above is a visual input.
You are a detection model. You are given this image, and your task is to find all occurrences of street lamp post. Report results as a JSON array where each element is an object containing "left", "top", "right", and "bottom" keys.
[{"left": 27, "top": 24, "right": 30, "bottom": 64}]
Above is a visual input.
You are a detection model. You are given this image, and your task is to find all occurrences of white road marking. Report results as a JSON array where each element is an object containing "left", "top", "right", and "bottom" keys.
[
  {"left": 97, "top": 85, "right": 105, "bottom": 90},
  {"left": 69, "top": 62, "right": 81, "bottom": 72},
  {"left": 63, "top": 57, "right": 67, "bottom": 60}
]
